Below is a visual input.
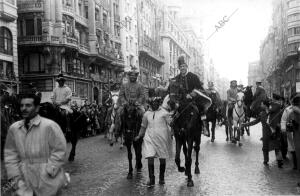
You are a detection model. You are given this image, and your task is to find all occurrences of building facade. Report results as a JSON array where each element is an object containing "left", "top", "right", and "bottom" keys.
[
  {"left": 119, "top": 0, "right": 139, "bottom": 76},
  {"left": 0, "top": 0, "right": 18, "bottom": 93},
  {"left": 17, "top": 0, "right": 124, "bottom": 105},
  {"left": 160, "top": 5, "right": 190, "bottom": 80},
  {"left": 137, "top": 0, "right": 164, "bottom": 88}
]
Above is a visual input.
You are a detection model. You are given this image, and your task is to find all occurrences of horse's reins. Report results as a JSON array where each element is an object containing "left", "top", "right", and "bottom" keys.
[{"left": 172, "top": 102, "right": 195, "bottom": 122}]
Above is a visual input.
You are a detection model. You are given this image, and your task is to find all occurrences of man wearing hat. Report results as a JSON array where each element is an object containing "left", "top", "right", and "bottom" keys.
[
  {"left": 250, "top": 81, "right": 267, "bottom": 113},
  {"left": 115, "top": 66, "right": 146, "bottom": 143},
  {"left": 206, "top": 81, "right": 222, "bottom": 142},
  {"left": 53, "top": 74, "right": 73, "bottom": 131},
  {"left": 227, "top": 80, "right": 238, "bottom": 120}
]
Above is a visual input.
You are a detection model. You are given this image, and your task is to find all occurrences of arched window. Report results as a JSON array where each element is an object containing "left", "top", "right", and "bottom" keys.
[{"left": 0, "top": 27, "right": 13, "bottom": 55}]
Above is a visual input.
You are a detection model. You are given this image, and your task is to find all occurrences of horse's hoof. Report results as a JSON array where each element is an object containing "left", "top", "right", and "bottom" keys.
[
  {"left": 211, "top": 138, "right": 215, "bottom": 142},
  {"left": 178, "top": 167, "right": 185, "bottom": 172},
  {"left": 195, "top": 167, "right": 200, "bottom": 174},
  {"left": 110, "top": 142, "right": 113, "bottom": 146},
  {"left": 226, "top": 137, "right": 229, "bottom": 141},
  {"left": 120, "top": 145, "right": 123, "bottom": 149},
  {"left": 127, "top": 173, "right": 133, "bottom": 179},
  {"left": 187, "top": 180, "right": 194, "bottom": 187},
  {"left": 239, "top": 143, "right": 243, "bottom": 147}
]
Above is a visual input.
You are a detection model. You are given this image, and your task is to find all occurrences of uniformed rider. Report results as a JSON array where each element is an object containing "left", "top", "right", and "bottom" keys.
[
  {"left": 172, "top": 55, "right": 211, "bottom": 133},
  {"left": 52, "top": 74, "right": 73, "bottom": 131},
  {"left": 227, "top": 80, "right": 238, "bottom": 117},
  {"left": 115, "top": 66, "right": 146, "bottom": 132}
]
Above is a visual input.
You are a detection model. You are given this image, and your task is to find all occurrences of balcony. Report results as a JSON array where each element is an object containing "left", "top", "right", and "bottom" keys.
[
  {"left": 0, "top": 0, "right": 17, "bottom": 21},
  {"left": 75, "top": 14, "right": 88, "bottom": 27},
  {"left": 18, "top": 35, "right": 60, "bottom": 45},
  {"left": 0, "top": 70, "right": 16, "bottom": 81},
  {"left": 62, "top": 36, "right": 78, "bottom": 48},
  {"left": 17, "top": 0, "right": 43, "bottom": 13},
  {"left": 62, "top": 5, "right": 74, "bottom": 17},
  {"left": 79, "top": 43, "right": 90, "bottom": 54}
]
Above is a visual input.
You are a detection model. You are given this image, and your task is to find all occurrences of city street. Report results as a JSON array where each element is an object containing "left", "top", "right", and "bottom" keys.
[{"left": 60, "top": 124, "right": 300, "bottom": 196}]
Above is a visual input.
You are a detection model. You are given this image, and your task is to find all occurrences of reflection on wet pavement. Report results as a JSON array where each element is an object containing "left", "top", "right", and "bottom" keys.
[{"left": 61, "top": 124, "right": 300, "bottom": 196}]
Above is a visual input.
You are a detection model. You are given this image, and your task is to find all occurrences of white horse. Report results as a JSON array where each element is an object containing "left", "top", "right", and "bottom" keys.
[
  {"left": 232, "top": 94, "right": 245, "bottom": 146},
  {"left": 107, "top": 91, "right": 124, "bottom": 148}
]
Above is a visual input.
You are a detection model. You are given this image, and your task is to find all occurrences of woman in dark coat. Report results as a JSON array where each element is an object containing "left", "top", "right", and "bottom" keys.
[{"left": 242, "top": 99, "right": 283, "bottom": 167}]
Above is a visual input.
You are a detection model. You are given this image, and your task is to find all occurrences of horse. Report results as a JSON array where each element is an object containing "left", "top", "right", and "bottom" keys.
[
  {"left": 231, "top": 98, "right": 246, "bottom": 146},
  {"left": 121, "top": 101, "right": 143, "bottom": 179},
  {"left": 39, "top": 102, "right": 88, "bottom": 161},
  {"left": 242, "top": 86, "right": 254, "bottom": 136},
  {"left": 105, "top": 92, "right": 124, "bottom": 148},
  {"left": 168, "top": 80, "right": 211, "bottom": 187},
  {"left": 205, "top": 91, "right": 221, "bottom": 142}
]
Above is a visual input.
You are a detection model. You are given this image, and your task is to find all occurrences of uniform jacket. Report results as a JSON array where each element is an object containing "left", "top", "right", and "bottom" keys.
[
  {"left": 251, "top": 86, "right": 267, "bottom": 110},
  {"left": 227, "top": 87, "right": 238, "bottom": 104},
  {"left": 5, "top": 115, "right": 67, "bottom": 196},
  {"left": 118, "top": 82, "right": 146, "bottom": 106},
  {"left": 174, "top": 72, "right": 204, "bottom": 95}
]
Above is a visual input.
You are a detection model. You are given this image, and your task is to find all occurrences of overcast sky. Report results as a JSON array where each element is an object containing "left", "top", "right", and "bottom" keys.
[{"left": 166, "top": 0, "right": 273, "bottom": 85}]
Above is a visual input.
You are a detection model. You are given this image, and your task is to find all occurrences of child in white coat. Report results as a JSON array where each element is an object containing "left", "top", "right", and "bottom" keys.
[{"left": 134, "top": 97, "right": 172, "bottom": 187}]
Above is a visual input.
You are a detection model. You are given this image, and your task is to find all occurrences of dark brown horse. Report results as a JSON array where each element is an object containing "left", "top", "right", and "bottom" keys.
[
  {"left": 121, "top": 101, "right": 143, "bottom": 179},
  {"left": 168, "top": 80, "right": 203, "bottom": 187},
  {"left": 39, "top": 102, "right": 88, "bottom": 161}
]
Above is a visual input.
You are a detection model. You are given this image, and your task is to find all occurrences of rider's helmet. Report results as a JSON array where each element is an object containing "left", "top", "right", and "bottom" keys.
[
  {"left": 230, "top": 80, "right": 237, "bottom": 88},
  {"left": 56, "top": 73, "right": 66, "bottom": 84},
  {"left": 177, "top": 55, "right": 186, "bottom": 67},
  {"left": 208, "top": 81, "right": 214, "bottom": 89},
  {"left": 127, "top": 66, "right": 139, "bottom": 82}
]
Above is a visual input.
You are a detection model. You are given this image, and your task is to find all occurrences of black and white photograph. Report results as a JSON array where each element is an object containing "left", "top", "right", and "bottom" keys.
[{"left": 1, "top": 0, "right": 300, "bottom": 195}]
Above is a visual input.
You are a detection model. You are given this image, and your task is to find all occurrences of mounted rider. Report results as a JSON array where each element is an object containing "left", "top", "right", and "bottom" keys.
[
  {"left": 206, "top": 81, "right": 222, "bottom": 112},
  {"left": 250, "top": 81, "right": 267, "bottom": 113},
  {"left": 115, "top": 66, "right": 146, "bottom": 132},
  {"left": 227, "top": 80, "right": 238, "bottom": 118},
  {"left": 52, "top": 74, "right": 73, "bottom": 131},
  {"left": 172, "top": 55, "right": 211, "bottom": 133}
]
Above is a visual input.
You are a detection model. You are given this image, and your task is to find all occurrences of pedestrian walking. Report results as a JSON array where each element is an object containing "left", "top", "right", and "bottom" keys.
[
  {"left": 290, "top": 93, "right": 300, "bottom": 171},
  {"left": 4, "top": 93, "right": 69, "bottom": 196},
  {"left": 134, "top": 97, "right": 173, "bottom": 187},
  {"left": 281, "top": 101, "right": 297, "bottom": 170},
  {"left": 242, "top": 99, "right": 283, "bottom": 167}
]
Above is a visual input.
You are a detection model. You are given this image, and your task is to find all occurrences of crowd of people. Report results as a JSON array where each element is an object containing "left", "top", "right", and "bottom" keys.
[{"left": 2, "top": 54, "right": 300, "bottom": 195}]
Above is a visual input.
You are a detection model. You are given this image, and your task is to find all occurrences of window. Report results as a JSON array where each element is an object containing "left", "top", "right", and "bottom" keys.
[
  {"left": 37, "top": 18, "right": 42, "bottom": 35},
  {"left": 0, "top": 60, "right": 14, "bottom": 79},
  {"left": 85, "top": 6, "right": 88, "bottom": 18},
  {"left": 23, "top": 53, "right": 45, "bottom": 73},
  {"left": 77, "top": 82, "right": 88, "bottom": 98},
  {"left": 26, "top": 19, "right": 34, "bottom": 35},
  {"left": 0, "top": 27, "right": 13, "bottom": 55}
]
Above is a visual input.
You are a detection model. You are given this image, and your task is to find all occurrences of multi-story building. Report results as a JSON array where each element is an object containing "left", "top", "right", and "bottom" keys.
[
  {"left": 248, "top": 61, "right": 262, "bottom": 87},
  {"left": 160, "top": 5, "right": 191, "bottom": 80},
  {"left": 0, "top": 0, "right": 18, "bottom": 93},
  {"left": 120, "top": 0, "right": 139, "bottom": 72},
  {"left": 17, "top": 0, "right": 124, "bottom": 105},
  {"left": 137, "top": 0, "right": 164, "bottom": 88}
]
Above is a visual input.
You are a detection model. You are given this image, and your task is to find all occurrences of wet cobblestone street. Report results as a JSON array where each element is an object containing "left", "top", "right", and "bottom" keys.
[{"left": 59, "top": 124, "right": 300, "bottom": 196}]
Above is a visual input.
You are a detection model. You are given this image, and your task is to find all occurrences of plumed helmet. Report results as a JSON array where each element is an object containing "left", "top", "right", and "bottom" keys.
[
  {"left": 127, "top": 66, "right": 139, "bottom": 76},
  {"left": 177, "top": 54, "right": 187, "bottom": 67},
  {"left": 208, "top": 81, "right": 214, "bottom": 88}
]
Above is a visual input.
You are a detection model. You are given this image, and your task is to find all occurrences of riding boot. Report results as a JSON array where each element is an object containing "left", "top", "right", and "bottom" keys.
[
  {"left": 147, "top": 162, "right": 155, "bottom": 187},
  {"left": 292, "top": 151, "right": 298, "bottom": 170},
  {"left": 159, "top": 162, "right": 166, "bottom": 185}
]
